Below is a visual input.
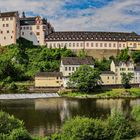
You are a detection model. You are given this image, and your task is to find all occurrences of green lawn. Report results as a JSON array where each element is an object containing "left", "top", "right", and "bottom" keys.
[{"left": 60, "top": 88, "right": 140, "bottom": 98}]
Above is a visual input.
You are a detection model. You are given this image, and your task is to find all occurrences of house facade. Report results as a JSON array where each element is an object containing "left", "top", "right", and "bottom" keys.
[
  {"left": 20, "top": 12, "right": 54, "bottom": 46},
  {"left": 35, "top": 72, "right": 63, "bottom": 88},
  {"left": 101, "top": 71, "right": 116, "bottom": 85},
  {"left": 60, "top": 57, "right": 94, "bottom": 87},
  {"left": 46, "top": 32, "right": 140, "bottom": 51},
  {"left": 0, "top": 11, "right": 20, "bottom": 46}
]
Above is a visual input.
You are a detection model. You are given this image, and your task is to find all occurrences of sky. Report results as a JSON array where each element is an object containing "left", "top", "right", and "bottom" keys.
[{"left": 0, "top": 0, "right": 140, "bottom": 34}]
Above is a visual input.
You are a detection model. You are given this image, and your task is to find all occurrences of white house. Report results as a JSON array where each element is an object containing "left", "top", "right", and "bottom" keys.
[{"left": 60, "top": 57, "right": 94, "bottom": 87}]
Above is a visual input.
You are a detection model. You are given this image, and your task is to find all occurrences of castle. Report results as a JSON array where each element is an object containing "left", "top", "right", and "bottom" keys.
[{"left": 0, "top": 11, "right": 140, "bottom": 52}]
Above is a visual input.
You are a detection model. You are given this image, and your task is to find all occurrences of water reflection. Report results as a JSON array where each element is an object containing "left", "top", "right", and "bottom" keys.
[{"left": 0, "top": 98, "right": 140, "bottom": 136}]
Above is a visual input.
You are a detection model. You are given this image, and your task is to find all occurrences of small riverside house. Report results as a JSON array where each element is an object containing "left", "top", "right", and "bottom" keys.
[
  {"left": 60, "top": 57, "right": 94, "bottom": 87},
  {"left": 35, "top": 72, "right": 63, "bottom": 88}
]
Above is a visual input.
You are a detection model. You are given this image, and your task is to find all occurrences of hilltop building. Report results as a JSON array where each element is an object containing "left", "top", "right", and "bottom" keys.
[
  {"left": 0, "top": 11, "right": 20, "bottom": 46},
  {"left": 46, "top": 32, "right": 140, "bottom": 51},
  {"left": 0, "top": 11, "right": 54, "bottom": 46},
  {"left": 20, "top": 12, "right": 54, "bottom": 45}
]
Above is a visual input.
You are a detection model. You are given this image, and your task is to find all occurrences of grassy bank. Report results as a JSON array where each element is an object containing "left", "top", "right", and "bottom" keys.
[
  {"left": 60, "top": 88, "right": 140, "bottom": 98},
  {"left": 0, "top": 81, "right": 33, "bottom": 93}
]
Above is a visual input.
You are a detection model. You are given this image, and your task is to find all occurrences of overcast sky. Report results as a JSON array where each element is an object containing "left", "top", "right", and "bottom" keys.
[{"left": 0, "top": 0, "right": 140, "bottom": 34}]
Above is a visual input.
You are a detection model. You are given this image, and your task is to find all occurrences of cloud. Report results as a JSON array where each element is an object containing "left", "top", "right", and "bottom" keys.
[{"left": 0, "top": 0, "right": 140, "bottom": 33}]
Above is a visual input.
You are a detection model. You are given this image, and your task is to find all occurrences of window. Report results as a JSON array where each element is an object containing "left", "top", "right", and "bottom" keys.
[
  {"left": 36, "top": 32, "right": 40, "bottom": 36},
  {"left": 69, "top": 43, "right": 71, "bottom": 47},
  {"left": 104, "top": 43, "right": 107, "bottom": 47},
  {"left": 81, "top": 43, "right": 83, "bottom": 47},
  {"left": 3, "top": 24, "right": 5, "bottom": 27},
  {"left": 109, "top": 43, "right": 111, "bottom": 47},
  {"left": 10, "top": 17, "right": 13, "bottom": 20},
  {"left": 86, "top": 43, "right": 89, "bottom": 47},
  {"left": 6, "top": 24, "right": 9, "bottom": 27},
  {"left": 4, "top": 37, "right": 6, "bottom": 40},
  {"left": 73, "top": 43, "right": 75, "bottom": 47},
  {"left": 6, "top": 17, "right": 9, "bottom": 20},
  {"left": 77, "top": 43, "right": 79, "bottom": 47},
  {"left": 65, "top": 67, "right": 67, "bottom": 71},
  {"left": 22, "top": 32, "right": 24, "bottom": 35},
  {"left": 113, "top": 43, "right": 116, "bottom": 47},
  {"left": 96, "top": 43, "right": 98, "bottom": 47},
  {"left": 2, "top": 18, "right": 4, "bottom": 21},
  {"left": 1, "top": 31, "right": 3, "bottom": 34},
  {"left": 30, "top": 27, "right": 32, "bottom": 30},
  {"left": 7, "top": 30, "right": 9, "bottom": 33},
  {"left": 72, "top": 67, "right": 74, "bottom": 71},
  {"left": 107, "top": 77, "right": 109, "bottom": 80},
  {"left": 100, "top": 43, "right": 102, "bottom": 47},
  {"left": 30, "top": 32, "right": 32, "bottom": 35},
  {"left": 37, "top": 26, "right": 40, "bottom": 29},
  {"left": 112, "top": 76, "right": 114, "bottom": 79},
  {"left": 11, "top": 36, "right": 13, "bottom": 39},
  {"left": 69, "top": 67, "right": 71, "bottom": 71},
  {"left": 91, "top": 43, "right": 94, "bottom": 47}
]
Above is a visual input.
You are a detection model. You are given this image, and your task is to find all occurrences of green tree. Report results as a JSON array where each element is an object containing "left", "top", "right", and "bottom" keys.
[
  {"left": 62, "top": 117, "right": 105, "bottom": 140},
  {"left": 131, "top": 51, "right": 140, "bottom": 64},
  {"left": 117, "top": 48, "right": 130, "bottom": 62},
  {"left": 68, "top": 65, "right": 101, "bottom": 92},
  {"left": 121, "top": 72, "right": 134, "bottom": 89},
  {"left": 0, "top": 111, "right": 31, "bottom": 139}
]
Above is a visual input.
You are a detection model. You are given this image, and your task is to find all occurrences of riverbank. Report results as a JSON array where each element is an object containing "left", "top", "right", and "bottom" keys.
[{"left": 60, "top": 88, "right": 140, "bottom": 99}]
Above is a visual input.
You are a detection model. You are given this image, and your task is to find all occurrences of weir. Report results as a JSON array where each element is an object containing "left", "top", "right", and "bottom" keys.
[{"left": 0, "top": 93, "right": 60, "bottom": 100}]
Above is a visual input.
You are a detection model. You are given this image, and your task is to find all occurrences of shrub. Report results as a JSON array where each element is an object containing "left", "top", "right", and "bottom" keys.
[
  {"left": 131, "top": 105, "right": 140, "bottom": 122},
  {"left": 105, "top": 111, "right": 136, "bottom": 140},
  {"left": 7, "top": 82, "right": 18, "bottom": 90},
  {"left": 61, "top": 117, "right": 106, "bottom": 140},
  {"left": 8, "top": 128, "right": 32, "bottom": 140},
  {"left": 0, "top": 111, "right": 24, "bottom": 134}
]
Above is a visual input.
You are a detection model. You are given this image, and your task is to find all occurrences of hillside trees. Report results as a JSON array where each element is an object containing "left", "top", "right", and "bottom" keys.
[{"left": 0, "top": 38, "right": 75, "bottom": 82}]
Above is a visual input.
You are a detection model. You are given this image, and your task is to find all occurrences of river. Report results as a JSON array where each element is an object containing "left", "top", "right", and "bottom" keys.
[{"left": 0, "top": 97, "right": 140, "bottom": 136}]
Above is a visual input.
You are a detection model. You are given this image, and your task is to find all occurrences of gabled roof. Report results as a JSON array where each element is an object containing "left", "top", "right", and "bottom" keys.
[
  {"left": 0, "top": 11, "right": 18, "bottom": 17},
  {"left": 35, "top": 72, "right": 63, "bottom": 77},
  {"left": 61, "top": 57, "right": 94, "bottom": 65},
  {"left": 101, "top": 71, "right": 115, "bottom": 75},
  {"left": 20, "top": 17, "right": 47, "bottom": 26},
  {"left": 20, "top": 17, "right": 36, "bottom": 26},
  {"left": 113, "top": 60, "right": 133, "bottom": 66},
  {"left": 46, "top": 31, "right": 140, "bottom": 41}
]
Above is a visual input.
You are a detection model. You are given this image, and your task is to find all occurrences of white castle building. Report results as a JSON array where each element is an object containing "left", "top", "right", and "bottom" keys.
[{"left": 0, "top": 11, "right": 54, "bottom": 46}]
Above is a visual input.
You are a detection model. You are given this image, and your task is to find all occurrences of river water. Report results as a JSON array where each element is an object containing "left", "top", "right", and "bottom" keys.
[{"left": 0, "top": 97, "right": 140, "bottom": 136}]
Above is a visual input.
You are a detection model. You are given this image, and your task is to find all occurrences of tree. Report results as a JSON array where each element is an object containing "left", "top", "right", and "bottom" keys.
[
  {"left": 68, "top": 65, "right": 101, "bottom": 92},
  {"left": 0, "top": 111, "right": 32, "bottom": 139},
  {"left": 121, "top": 72, "right": 134, "bottom": 89},
  {"left": 117, "top": 48, "right": 130, "bottom": 62},
  {"left": 131, "top": 51, "right": 140, "bottom": 64}
]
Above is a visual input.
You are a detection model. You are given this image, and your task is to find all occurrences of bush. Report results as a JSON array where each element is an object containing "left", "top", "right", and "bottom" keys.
[
  {"left": 0, "top": 111, "right": 24, "bottom": 134},
  {"left": 61, "top": 112, "right": 136, "bottom": 140},
  {"left": 131, "top": 105, "right": 140, "bottom": 122},
  {"left": 7, "top": 82, "right": 18, "bottom": 90},
  {"left": 61, "top": 117, "right": 106, "bottom": 140},
  {"left": 105, "top": 111, "right": 136, "bottom": 140},
  {"left": 8, "top": 128, "right": 32, "bottom": 140}
]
